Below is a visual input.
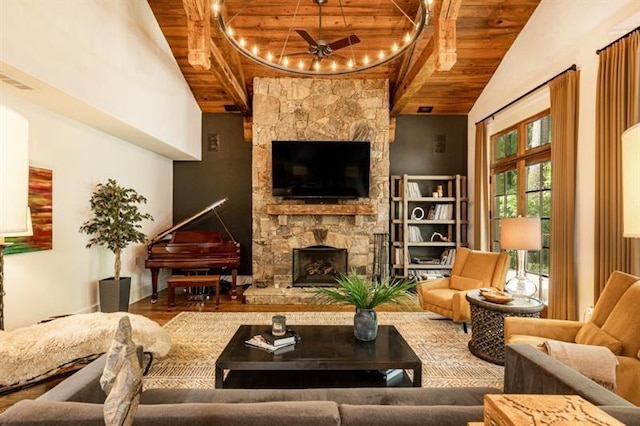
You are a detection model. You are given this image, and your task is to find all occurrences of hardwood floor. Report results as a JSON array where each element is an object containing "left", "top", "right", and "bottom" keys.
[{"left": 0, "top": 285, "right": 417, "bottom": 412}]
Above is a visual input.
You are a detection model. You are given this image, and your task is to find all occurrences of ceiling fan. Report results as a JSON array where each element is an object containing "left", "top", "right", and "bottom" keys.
[{"left": 291, "top": 0, "right": 361, "bottom": 69}]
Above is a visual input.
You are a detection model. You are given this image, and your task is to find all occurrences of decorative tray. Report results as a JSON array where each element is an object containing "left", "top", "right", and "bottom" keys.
[{"left": 479, "top": 290, "right": 513, "bottom": 304}]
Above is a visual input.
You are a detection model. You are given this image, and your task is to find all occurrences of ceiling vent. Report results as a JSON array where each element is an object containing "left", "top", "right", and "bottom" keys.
[
  {"left": 0, "top": 72, "right": 35, "bottom": 91},
  {"left": 417, "top": 106, "right": 433, "bottom": 113},
  {"left": 224, "top": 104, "right": 240, "bottom": 112}
]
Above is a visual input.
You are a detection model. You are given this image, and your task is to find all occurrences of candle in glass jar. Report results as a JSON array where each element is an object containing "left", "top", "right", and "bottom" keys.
[{"left": 272, "top": 315, "right": 286, "bottom": 336}]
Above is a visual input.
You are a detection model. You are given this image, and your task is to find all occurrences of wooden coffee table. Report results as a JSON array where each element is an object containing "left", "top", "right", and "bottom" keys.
[{"left": 215, "top": 324, "right": 422, "bottom": 389}]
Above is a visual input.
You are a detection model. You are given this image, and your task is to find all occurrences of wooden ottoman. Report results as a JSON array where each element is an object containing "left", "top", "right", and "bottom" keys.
[{"left": 167, "top": 275, "right": 220, "bottom": 311}]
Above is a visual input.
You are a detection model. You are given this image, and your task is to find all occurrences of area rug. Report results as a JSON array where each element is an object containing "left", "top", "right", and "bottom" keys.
[{"left": 143, "top": 311, "right": 504, "bottom": 390}]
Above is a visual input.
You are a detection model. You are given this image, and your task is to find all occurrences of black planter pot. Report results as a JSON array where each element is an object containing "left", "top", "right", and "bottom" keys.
[
  {"left": 98, "top": 277, "right": 131, "bottom": 312},
  {"left": 353, "top": 308, "right": 378, "bottom": 341}
]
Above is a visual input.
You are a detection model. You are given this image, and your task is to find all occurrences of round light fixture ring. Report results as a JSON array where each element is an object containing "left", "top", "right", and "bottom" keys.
[{"left": 214, "top": 0, "right": 429, "bottom": 76}]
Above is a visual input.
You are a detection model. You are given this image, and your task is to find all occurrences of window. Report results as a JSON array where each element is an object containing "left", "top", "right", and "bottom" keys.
[{"left": 490, "top": 111, "right": 551, "bottom": 302}]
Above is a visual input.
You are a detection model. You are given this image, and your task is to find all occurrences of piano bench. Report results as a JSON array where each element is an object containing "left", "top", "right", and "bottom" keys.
[{"left": 167, "top": 275, "right": 221, "bottom": 311}]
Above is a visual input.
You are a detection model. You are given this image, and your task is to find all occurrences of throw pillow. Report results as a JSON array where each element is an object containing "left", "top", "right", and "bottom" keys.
[
  {"left": 100, "top": 316, "right": 143, "bottom": 426},
  {"left": 449, "top": 275, "right": 484, "bottom": 291},
  {"left": 574, "top": 322, "right": 623, "bottom": 356}
]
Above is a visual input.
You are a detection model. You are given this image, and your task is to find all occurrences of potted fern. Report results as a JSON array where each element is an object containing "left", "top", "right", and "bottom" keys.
[
  {"left": 313, "top": 270, "right": 416, "bottom": 341},
  {"left": 79, "top": 179, "right": 154, "bottom": 312}
]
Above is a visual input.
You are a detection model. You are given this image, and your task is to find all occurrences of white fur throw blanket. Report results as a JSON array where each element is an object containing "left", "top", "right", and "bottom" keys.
[
  {"left": 0, "top": 312, "right": 171, "bottom": 388},
  {"left": 543, "top": 339, "right": 619, "bottom": 391}
]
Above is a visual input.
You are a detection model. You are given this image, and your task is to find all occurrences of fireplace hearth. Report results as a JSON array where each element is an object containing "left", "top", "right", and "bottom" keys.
[{"left": 292, "top": 245, "right": 347, "bottom": 287}]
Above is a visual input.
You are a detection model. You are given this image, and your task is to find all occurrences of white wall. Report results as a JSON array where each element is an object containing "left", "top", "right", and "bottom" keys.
[
  {"left": 0, "top": 1, "right": 203, "bottom": 329},
  {"left": 468, "top": 0, "right": 640, "bottom": 318},
  {"left": 0, "top": 0, "right": 201, "bottom": 160}
]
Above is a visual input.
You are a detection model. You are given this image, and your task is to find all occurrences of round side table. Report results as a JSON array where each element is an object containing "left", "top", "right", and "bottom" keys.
[{"left": 466, "top": 290, "right": 544, "bottom": 365}]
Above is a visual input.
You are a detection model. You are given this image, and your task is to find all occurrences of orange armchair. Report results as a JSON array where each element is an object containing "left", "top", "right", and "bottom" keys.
[
  {"left": 416, "top": 247, "right": 509, "bottom": 326},
  {"left": 505, "top": 271, "right": 640, "bottom": 405}
]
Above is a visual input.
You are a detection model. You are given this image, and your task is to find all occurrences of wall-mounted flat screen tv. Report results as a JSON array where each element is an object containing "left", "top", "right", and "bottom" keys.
[{"left": 272, "top": 141, "right": 371, "bottom": 200}]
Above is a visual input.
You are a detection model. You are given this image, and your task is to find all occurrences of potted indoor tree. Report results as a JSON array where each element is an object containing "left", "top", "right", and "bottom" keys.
[
  {"left": 79, "top": 179, "right": 154, "bottom": 312},
  {"left": 313, "top": 270, "right": 416, "bottom": 341}
]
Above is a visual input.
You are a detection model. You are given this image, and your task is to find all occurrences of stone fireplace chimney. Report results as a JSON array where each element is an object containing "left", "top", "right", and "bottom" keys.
[{"left": 252, "top": 78, "right": 390, "bottom": 288}]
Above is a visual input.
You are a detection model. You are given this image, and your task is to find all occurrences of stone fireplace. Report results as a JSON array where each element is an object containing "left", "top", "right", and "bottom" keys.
[
  {"left": 251, "top": 78, "right": 389, "bottom": 291},
  {"left": 292, "top": 245, "right": 347, "bottom": 287}
]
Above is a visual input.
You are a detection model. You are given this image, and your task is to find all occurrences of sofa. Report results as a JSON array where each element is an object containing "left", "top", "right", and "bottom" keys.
[
  {"left": 505, "top": 270, "right": 640, "bottom": 405},
  {"left": 2, "top": 343, "right": 639, "bottom": 425}
]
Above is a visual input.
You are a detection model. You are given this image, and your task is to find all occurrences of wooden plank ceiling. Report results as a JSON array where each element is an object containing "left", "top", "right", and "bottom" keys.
[{"left": 148, "top": 0, "right": 540, "bottom": 116}]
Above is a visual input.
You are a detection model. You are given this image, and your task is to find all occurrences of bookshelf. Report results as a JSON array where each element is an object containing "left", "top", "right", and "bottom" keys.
[{"left": 390, "top": 174, "right": 468, "bottom": 280}]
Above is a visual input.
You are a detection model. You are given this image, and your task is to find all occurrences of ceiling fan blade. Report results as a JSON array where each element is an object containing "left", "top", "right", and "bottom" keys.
[
  {"left": 328, "top": 34, "right": 361, "bottom": 51},
  {"left": 295, "top": 29, "right": 318, "bottom": 47}
]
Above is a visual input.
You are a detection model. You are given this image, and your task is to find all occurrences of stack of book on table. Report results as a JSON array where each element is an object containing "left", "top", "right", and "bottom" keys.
[{"left": 245, "top": 330, "right": 298, "bottom": 354}]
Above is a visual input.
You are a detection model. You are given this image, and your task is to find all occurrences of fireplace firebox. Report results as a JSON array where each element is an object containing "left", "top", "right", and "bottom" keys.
[{"left": 292, "top": 245, "right": 347, "bottom": 287}]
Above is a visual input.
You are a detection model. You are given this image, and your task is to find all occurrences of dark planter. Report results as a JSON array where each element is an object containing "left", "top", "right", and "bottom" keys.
[
  {"left": 99, "top": 277, "right": 131, "bottom": 312},
  {"left": 353, "top": 308, "right": 378, "bottom": 341}
]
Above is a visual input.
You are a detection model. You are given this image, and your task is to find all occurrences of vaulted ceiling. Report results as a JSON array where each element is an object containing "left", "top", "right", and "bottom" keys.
[{"left": 148, "top": 0, "right": 540, "bottom": 118}]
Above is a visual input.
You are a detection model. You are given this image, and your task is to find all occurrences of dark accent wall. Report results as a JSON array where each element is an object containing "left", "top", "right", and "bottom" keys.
[
  {"left": 173, "top": 113, "right": 252, "bottom": 275},
  {"left": 172, "top": 113, "right": 467, "bottom": 277},
  {"left": 391, "top": 115, "right": 468, "bottom": 175}
]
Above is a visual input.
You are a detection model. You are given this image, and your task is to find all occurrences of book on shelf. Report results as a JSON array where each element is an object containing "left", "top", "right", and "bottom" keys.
[
  {"left": 260, "top": 330, "right": 297, "bottom": 347},
  {"left": 406, "top": 182, "right": 422, "bottom": 198},
  {"left": 440, "top": 249, "right": 457, "bottom": 266},
  {"left": 408, "top": 226, "right": 423, "bottom": 242},
  {"left": 245, "top": 334, "right": 296, "bottom": 353}
]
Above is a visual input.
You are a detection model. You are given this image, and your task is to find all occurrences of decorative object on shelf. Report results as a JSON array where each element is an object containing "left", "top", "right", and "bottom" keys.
[
  {"left": 79, "top": 179, "right": 154, "bottom": 313},
  {"left": 436, "top": 185, "right": 444, "bottom": 198},
  {"left": 432, "top": 191, "right": 439, "bottom": 198},
  {"left": 430, "top": 232, "right": 449, "bottom": 242},
  {"left": 312, "top": 270, "right": 415, "bottom": 341},
  {"left": 500, "top": 216, "right": 542, "bottom": 299},
  {"left": 0, "top": 104, "right": 31, "bottom": 331},
  {"left": 410, "top": 207, "right": 425, "bottom": 220},
  {"left": 622, "top": 122, "right": 640, "bottom": 239},
  {"left": 271, "top": 315, "right": 287, "bottom": 337},
  {"left": 213, "top": 0, "right": 432, "bottom": 76}
]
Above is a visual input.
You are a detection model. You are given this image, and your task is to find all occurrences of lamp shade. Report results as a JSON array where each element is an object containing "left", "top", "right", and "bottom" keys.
[
  {"left": 0, "top": 104, "right": 30, "bottom": 236},
  {"left": 622, "top": 122, "right": 640, "bottom": 238},
  {"left": 500, "top": 217, "right": 542, "bottom": 250}
]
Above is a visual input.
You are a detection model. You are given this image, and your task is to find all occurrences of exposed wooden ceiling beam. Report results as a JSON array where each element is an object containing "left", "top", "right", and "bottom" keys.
[
  {"left": 183, "top": 0, "right": 251, "bottom": 116},
  {"left": 389, "top": 0, "right": 461, "bottom": 116},
  {"left": 183, "top": 0, "right": 211, "bottom": 70}
]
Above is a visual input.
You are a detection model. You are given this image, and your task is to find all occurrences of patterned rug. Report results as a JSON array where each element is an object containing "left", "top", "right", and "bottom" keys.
[{"left": 143, "top": 311, "right": 504, "bottom": 390}]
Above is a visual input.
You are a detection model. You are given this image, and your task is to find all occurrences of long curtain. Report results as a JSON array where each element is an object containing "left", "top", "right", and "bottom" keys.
[
  {"left": 473, "top": 121, "right": 489, "bottom": 250},
  {"left": 594, "top": 30, "right": 640, "bottom": 299},
  {"left": 548, "top": 70, "right": 580, "bottom": 320}
]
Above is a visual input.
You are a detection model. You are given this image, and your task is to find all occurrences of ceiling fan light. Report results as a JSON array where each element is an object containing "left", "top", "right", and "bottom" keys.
[
  {"left": 348, "top": 59, "right": 354, "bottom": 69},
  {"left": 392, "top": 42, "right": 399, "bottom": 52},
  {"left": 226, "top": 26, "right": 234, "bottom": 37},
  {"left": 212, "top": 1, "right": 221, "bottom": 16},
  {"left": 252, "top": 45, "right": 259, "bottom": 55},
  {"left": 283, "top": 57, "right": 289, "bottom": 67},
  {"left": 298, "top": 60, "right": 305, "bottom": 70},
  {"left": 331, "top": 61, "right": 337, "bottom": 71},
  {"left": 404, "top": 32, "right": 411, "bottom": 44},
  {"left": 378, "top": 50, "right": 385, "bottom": 60},
  {"left": 267, "top": 52, "right": 273, "bottom": 62},
  {"left": 314, "top": 61, "right": 321, "bottom": 71},
  {"left": 363, "top": 55, "right": 370, "bottom": 65},
  {"left": 239, "top": 38, "right": 246, "bottom": 48}
]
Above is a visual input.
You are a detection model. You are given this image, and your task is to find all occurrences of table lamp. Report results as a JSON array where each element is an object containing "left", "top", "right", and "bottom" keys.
[
  {"left": 0, "top": 104, "right": 31, "bottom": 330},
  {"left": 622, "top": 122, "right": 640, "bottom": 239},
  {"left": 500, "top": 216, "right": 542, "bottom": 298}
]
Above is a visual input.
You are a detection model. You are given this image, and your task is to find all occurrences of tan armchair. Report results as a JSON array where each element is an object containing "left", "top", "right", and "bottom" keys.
[
  {"left": 416, "top": 247, "right": 509, "bottom": 328},
  {"left": 505, "top": 271, "right": 640, "bottom": 406}
]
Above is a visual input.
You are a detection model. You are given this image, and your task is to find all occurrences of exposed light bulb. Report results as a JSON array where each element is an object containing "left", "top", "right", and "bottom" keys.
[
  {"left": 252, "top": 45, "right": 259, "bottom": 55},
  {"left": 239, "top": 38, "right": 246, "bottom": 48},
  {"left": 404, "top": 32, "right": 411, "bottom": 44},
  {"left": 378, "top": 50, "right": 385, "bottom": 60},
  {"left": 331, "top": 61, "right": 337, "bottom": 71},
  {"left": 283, "top": 57, "right": 289, "bottom": 67},
  {"left": 212, "top": 2, "right": 220, "bottom": 16},
  {"left": 363, "top": 55, "right": 370, "bottom": 65},
  {"left": 267, "top": 52, "right": 273, "bottom": 62},
  {"left": 348, "top": 59, "right": 354, "bottom": 69},
  {"left": 314, "top": 61, "right": 320, "bottom": 71},
  {"left": 226, "top": 26, "right": 234, "bottom": 37},
  {"left": 392, "top": 42, "right": 399, "bottom": 52},
  {"left": 298, "top": 60, "right": 304, "bottom": 70}
]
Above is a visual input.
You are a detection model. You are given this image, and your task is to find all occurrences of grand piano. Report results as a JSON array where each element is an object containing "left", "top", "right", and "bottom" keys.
[{"left": 145, "top": 198, "right": 241, "bottom": 302}]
